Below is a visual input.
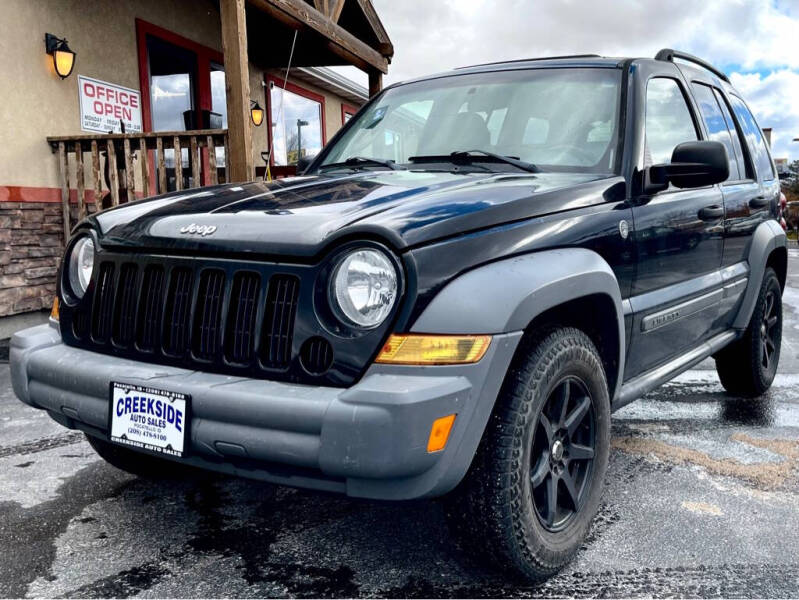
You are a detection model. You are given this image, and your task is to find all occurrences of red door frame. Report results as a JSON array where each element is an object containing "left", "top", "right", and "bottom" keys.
[
  {"left": 341, "top": 102, "right": 359, "bottom": 125},
  {"left": 264, "top": 74, "right": 327, "bottom": 176},
  {"left": 135, "top": 19, "right": 224, "bottom": 193}
]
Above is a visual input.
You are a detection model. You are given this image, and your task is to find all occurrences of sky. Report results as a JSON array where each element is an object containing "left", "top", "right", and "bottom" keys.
[{"left": 332, "top": 0, "right": 799, "bottom": 162}]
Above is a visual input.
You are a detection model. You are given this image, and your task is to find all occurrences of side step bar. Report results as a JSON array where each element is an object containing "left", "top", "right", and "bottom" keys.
[{"left": 613, "top": 330, "right": 738, "bottom": 411}]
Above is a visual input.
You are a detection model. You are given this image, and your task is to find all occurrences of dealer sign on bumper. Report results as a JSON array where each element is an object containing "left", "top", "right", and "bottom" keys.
[{"left": 110, "top": 383, "right": 189, "bottom": 457}]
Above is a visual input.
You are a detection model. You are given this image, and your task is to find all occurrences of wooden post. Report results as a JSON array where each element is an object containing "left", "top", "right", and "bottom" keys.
[
  {"left": 123, "top": 138, "right": 135, "bottom": 198},
  {"left": 224, "top": 134, "right": 230, "bottom": 183},
  {"left": 368, "top": 70, "right": 383, "bottom": 98},
  {"left": 190, "top": 136, "right": 200, "bottom": 188},
  {"left": 156, "top": 136, "right": 167, "bottom": 193},
  {"left": 91, "top": 140, "right": 102, "bottom": 212},
  {"left": 57, "top": 142, "right": 70, "bottom": 243},
  {"left": 173, "top": 136, "right": 184, "bottom": 191},
  {"left": 220, "top": 0, "right": 254, "bottom": 183},
  {"left": 207, "top": 135, "right": 218, "bottom": 185},
  {"left": 74, "top": 144, "right": 86, "bottom": 220},
  {"left": 139, "top": 137, "right": 150, "bottom": 198},
  {"left": 106, "top": 140, "right": 120, "bottom": 207}
]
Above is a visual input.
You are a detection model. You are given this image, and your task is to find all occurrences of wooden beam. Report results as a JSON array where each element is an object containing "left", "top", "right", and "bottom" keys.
[
  {"left": 74, "top": 144, "right": 86, "bottom": 221},
  {"left": 354, "top": 0, "right": 393, "bottom": 55},
  {"left": 221, "top": 0, "right": 254, "bottom": 183},
  {"left": 57, "top": 142, "right": 70, "bottom": 243},
  {"left": 91, "top": 141, "right": 102, "bottom": 212},
  {"left": 368, "top": 70, "right": 382, "bottom": 98},
  {"left": 330, "top": 0, "right": 346, "bottom": 22},
  {"left": 247, "top": 0, "right": 389, "bottom": 73}
]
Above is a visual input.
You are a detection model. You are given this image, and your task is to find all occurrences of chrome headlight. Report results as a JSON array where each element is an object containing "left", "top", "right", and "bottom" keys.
[
  {"left": 331, "top": 248, "right": 398, "bottom": 328},
  {"left": 67, "top": 236, "right": 95, "bottom": 299}
]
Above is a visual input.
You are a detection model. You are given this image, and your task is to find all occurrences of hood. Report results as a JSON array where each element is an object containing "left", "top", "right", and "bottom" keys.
[{"left": 92, "top": 170, "right": 624, "bottom": 258}]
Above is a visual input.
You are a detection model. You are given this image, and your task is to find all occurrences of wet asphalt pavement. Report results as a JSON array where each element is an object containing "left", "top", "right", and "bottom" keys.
[{"left": 1, "top": 251, "right": 799, "bottom": 598}]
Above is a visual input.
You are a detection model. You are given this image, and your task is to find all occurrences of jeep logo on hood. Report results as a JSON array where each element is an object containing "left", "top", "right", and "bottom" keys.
[{"left": 179, "top": 223, "right": 217, "bottom": 236}]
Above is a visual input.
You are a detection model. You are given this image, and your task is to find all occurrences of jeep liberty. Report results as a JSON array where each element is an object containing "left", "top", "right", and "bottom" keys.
[{"left": 11, "top": 50, "right": 786, "bottom": 580}]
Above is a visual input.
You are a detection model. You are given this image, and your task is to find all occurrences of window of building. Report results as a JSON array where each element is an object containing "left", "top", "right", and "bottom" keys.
[
  {"left": 136, "top": 20, "right": 224, "bottom": 193},
  {"left": 729, "top": 94, "right": 776, "bottom": 181},
  {"left": 644, "top": 78, "right": 698, "bottom": 166},
  {"left": 690, "top": 82, "right": 741, "bottom": 181},
  {"left": 268, "top": 79, "right": 326, "bottom": 166},
  {"left": 341, "top": 103, "right": 358, "bottom": 125}
]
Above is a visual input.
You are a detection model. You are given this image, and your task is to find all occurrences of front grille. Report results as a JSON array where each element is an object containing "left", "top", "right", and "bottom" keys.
[
  {"left": 225, "top": 272, "right": 260, "bottom": 365},
  {"left": 136, "top": 266, "right": 165, "bottom": 352},
  {"left": 112, "top": 264, "right": 138, "bottom": 346},
  {"left": 91, "top": 263, "right": 115, "bottom": 343},
  {"left": 163, "top": 267, "right": 193, "bottom": 357},
  {"left": 60, "top": 248, "right": 397, "bottom": 387},
  {"left": 71, "top": 258, "right": 301, "bottom": 375},
  {"left": 260, "top": 275, "right": 300, "bottom": 368}
]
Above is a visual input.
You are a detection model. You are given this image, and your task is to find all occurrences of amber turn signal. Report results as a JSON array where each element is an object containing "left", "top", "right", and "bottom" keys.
[
  {"left": 375, "top": 334, "right": 491, "bottom": 365},
  {"left": 50, "top": 297, "right": 59, "bottom": 321},
  {"left": 427, "top": 414, "right": 456, "bottom": 453}
]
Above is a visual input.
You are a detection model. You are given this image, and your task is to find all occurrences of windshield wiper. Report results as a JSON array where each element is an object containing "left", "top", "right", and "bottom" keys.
[
  {"left": 319, "top": 156, "right": 403, "bottom": 171},
  {"left": 408, "top": 150, "right": 539, "bottom": 173}
]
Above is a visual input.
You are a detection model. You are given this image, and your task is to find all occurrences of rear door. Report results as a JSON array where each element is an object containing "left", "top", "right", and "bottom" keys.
[
  {"left": 625, "top": 74, "right": 725, "bottom": 379},
  {"left": 722, "top": 92, "right": 781, "bottom": 264},
  {"left": 688, "top": 82, "right": 755, "bottom": 328},
  {"left": 718, "top": 90, "right": 780, "bottom": 326}
]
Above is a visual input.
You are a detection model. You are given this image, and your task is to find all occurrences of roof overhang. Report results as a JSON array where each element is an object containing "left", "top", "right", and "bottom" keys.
[
  {"left": 247, "top": 0, "right": 392, "bottom": 73},
  {"left": 288, "top": 66, "right": 368, "bottom": 104}
]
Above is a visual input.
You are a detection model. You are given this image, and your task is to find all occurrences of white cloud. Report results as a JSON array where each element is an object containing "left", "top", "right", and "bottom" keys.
[{"left": 359, "top": 0, "right": 799, "bottom": 160}]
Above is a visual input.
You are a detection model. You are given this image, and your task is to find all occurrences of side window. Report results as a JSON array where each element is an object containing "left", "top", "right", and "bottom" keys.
[
  {"left": 712, "top": 89, "right": 750, "bottom": 180},
  {"left": 690, "top": 83, "right": 741, "bottom": 180},
  {"left": 729, "top": 95, "right": 776, "bottom": 181},
  {"left": 645, "top": 78, "right": 699, "bottom": 165}
]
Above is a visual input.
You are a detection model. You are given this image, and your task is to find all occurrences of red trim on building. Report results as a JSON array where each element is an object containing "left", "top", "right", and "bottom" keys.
[
  {"left": 0, "top": 187, "right": 144, "bottom": 204},
  {"left": 341, "top": 103, "right": 358, "bottom": 125},
  {"left": 264, "top": 74, "right": 327, "bottom": 168}
]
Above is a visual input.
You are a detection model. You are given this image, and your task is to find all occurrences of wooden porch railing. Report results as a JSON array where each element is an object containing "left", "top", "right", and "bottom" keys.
[{"left": 46, "top": 129, "right": 229, "bottom": 243}]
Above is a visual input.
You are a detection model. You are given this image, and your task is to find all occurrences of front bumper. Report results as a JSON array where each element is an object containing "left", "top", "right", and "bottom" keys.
[{"left": 10, "top": 323, "right": 521, "bottom": 499}]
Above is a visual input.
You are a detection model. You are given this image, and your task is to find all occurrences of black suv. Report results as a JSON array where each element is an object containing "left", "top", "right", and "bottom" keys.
[{"left": 11, "top": 50, "right": 786, "bottom": 580}]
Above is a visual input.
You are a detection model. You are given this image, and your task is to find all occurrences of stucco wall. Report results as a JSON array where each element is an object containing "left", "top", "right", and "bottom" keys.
[{"left": 0, "top": 0, "right": 222, "bottom": 191}]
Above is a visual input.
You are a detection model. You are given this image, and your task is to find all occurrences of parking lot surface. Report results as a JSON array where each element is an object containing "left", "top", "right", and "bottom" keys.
[{"left": 1, "top": 250, "right": 798, "bottom": 598}]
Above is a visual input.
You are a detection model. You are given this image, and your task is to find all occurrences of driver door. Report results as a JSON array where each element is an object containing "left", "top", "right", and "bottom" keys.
[{"left": 625, "top": 76, "right": 724, "bottom": 379}]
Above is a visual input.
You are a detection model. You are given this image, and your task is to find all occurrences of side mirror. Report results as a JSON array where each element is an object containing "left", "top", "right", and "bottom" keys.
[
  {"left": 296, "top": 154, "right": 317, "bottom": 174},
  {"left": 644, "top": 141, "right": 729, "bottom": 194}
]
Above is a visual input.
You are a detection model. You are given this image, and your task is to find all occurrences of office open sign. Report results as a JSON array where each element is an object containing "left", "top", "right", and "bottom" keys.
[{"left": 78, "top": 75, "right": 142, "bottom": 133}]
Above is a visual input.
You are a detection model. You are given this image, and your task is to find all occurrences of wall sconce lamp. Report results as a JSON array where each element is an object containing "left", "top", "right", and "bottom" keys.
[
  {"left": 250, "top": 100, "right": 264, "bottom": 126},
  {"left": 45, "top": 33, "right": 76, "bottom": 79}
]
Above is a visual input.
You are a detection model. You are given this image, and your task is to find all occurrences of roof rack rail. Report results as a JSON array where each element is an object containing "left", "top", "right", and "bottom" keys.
[
  {"left": 655, "top": 48, "right": 729, "bottom": 83},
  {"left": 455, "top": 54, "right": 601, "bottom": 70}
]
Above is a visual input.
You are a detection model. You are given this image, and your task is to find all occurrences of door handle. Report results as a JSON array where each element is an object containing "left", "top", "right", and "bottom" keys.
[
  {"left": 749, "top": 196, "right": 769, "bottom": 209},
  {"left": 698, "top": 205, "right": 724, "bottom": 220}
]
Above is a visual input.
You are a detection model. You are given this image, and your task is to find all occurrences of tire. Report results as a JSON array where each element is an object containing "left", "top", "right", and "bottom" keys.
[
  {"left": 445, "top": 327, "right": 611, "bottom": 581},
  {"left": 715, "top": 267, "right": 782, "bottom": 397},
  {"left": 85, "top": 434, "right": 195, "bottom": 479}
]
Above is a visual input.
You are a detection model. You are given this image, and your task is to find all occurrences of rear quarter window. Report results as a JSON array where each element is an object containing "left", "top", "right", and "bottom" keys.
[{"left": 729, "top": 95, "right": 776, "bottom": 181}]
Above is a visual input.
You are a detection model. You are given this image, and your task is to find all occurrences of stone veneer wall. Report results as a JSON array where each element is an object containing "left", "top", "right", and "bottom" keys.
[{"left": 0, "top": 202, "right": 90, "bottom": 317}]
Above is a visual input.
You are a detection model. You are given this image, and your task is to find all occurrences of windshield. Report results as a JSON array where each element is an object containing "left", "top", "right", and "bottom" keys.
[{"left": 318, "top": 67, "right": 623, "bottom": 174}]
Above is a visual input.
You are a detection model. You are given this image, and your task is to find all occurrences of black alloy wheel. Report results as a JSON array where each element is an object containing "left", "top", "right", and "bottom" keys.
[
  {"left": 530, "top": 376, "right": 596, "bottom": 532},
  {"left": 760, "top": 288, "right": 779, "bottom": 372}
]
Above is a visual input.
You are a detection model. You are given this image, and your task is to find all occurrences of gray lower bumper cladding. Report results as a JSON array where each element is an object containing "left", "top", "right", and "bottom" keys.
[{"left": 10, "top": 323, "right": 521, "bottom": 500}]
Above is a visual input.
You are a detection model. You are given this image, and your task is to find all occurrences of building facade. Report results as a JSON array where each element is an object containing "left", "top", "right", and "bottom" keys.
[{"left": 0, "top": 0, "right": 391, "bottom": 327}]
